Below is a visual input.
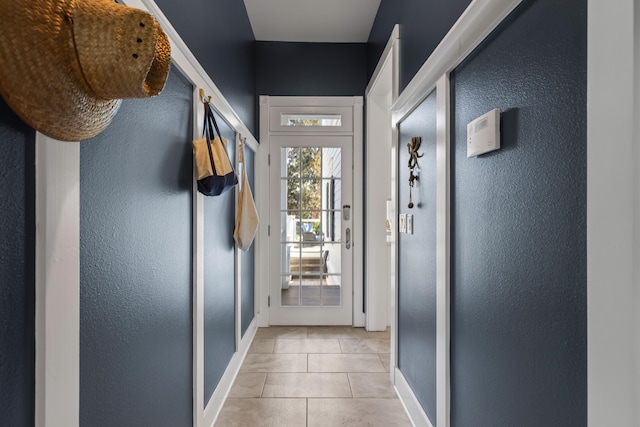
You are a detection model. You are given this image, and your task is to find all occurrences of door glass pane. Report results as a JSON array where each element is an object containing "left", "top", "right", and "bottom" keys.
[
  {"left": 286, "top": 147, "right": 301, "bottom": 178},
  {"left": 322, "top": 147, "right": 342, "bottom": 178},
  {"left": 281, "top": 211, "right": 302, "bottom": 244},
  {"left": 301, "top": 179, "right": 321, "bottom": 211},
  {"left": 281, "top": 146, "right": 343, "bottom": 308},
  {"left": 301, "top": 147, "right": 322, "bottom": 178},
  {"left": 322, "top": 242, "right": 341, "bottom": 306},
  {"left": 280, "top": 114, "right": 342, "bottom": 127},
  {"left": 321, "top": 178, "right": 339, "bottom": 243},
  {"left": 301, "top": 274, "right": 323, "bottom": 307},
  {"left": 284, "top": 179, "right": 300, "bottom": 215}
]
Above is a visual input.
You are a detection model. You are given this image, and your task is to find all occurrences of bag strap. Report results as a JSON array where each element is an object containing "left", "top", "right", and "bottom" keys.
[
  {"left": 202, "top": 102, "right": 217, "bottom": 175},
  {"left": 206, "top": 102, "right": 223, "bottom": 142},
  {"left": 203, "top": 101, "right": 234, "bottom": 175}
]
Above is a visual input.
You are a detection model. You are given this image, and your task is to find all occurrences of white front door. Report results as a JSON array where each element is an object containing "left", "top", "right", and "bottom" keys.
[{"left": 269, "top": 135, "right": 353, "bottom": 325}]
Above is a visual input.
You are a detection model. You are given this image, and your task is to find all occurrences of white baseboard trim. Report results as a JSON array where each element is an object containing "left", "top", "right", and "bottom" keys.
[
  {"left": 395, "top": 368, "right": 434, "bottom": 427},
  {"left": 201, "top": 318, "right": 258, "bottom": 427}
]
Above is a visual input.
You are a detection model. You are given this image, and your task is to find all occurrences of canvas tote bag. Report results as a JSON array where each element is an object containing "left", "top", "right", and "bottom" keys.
[
  {"left": 193, "top": 101, "right": 238, "bottom": 196},
  {"left": 234, "top": 136, "right": 259, "bottom": 250}
]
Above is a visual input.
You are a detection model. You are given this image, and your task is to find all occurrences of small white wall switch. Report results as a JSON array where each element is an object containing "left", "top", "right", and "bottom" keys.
[
  {"left": 467, "top": 108, "right": 500, "bottom": 157},
  {"left": 407, "top": 214, "right": 413, "bottom": 234},
  {"left": 399, "top": 214, "right": 406, "bottom": 233}
]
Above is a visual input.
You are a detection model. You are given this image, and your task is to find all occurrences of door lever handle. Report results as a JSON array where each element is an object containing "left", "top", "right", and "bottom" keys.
[{"left": 345, "top": 228, "right": 351, "bottom": 250}]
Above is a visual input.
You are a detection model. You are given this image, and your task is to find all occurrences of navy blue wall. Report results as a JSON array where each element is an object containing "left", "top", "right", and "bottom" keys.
[
  {"left": 450, "top": 0, "right": 587, "bottom": 425},
  {"left": 203, "top": 114, "right": 237, "bottom": 405},
  {"left": 0, "top": 99, "right": 35, "bottom": 427},
  {"left": 148, "top": 0, "right": 254, "bottom": 408},
  {"left": 155, "top": 0, "right": 256, "bottom": 135},
  {"left": 80, "top": 70, "right": 193, "bottom": 427},
  {"left": 368, "top": 0, "right": 471, "bottom": 91},
  {"left": 397, "top": 91, "right": 438, "bottom": 423},
  {"left": 241, "top": 147, "right": 256, "bottom": 337},
  {"left": 256, "top": 42, "right": 368, "bottom": 97}
]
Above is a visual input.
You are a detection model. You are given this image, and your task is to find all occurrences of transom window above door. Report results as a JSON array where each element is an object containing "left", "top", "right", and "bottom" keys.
[
  {"left": 269, "top": 106, "right": 353, "bottom": 133},
  {"left": 280, "top": 113, "right": 342, "bottom": 127}
]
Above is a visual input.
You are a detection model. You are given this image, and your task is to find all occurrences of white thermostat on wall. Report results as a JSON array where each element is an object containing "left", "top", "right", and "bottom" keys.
[{"left": 467, "top": 108, "right": 500, "bottom": 158}]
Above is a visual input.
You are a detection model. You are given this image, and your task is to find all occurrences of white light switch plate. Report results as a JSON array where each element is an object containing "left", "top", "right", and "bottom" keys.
[
  {"left": 407, "top": 214, "right": 413, "bottom": 234},
  {"left": 399, "top": 214, "right": 406, "bottom": 233}
]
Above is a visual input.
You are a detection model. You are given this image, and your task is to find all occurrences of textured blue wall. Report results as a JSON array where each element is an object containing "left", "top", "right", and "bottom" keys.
[
  {"left": 241, "top": 146, "right": 256, "bottom": 337},
  {"left": 79, "top": 70, "right": 193, "bottom": 427},
  {"left": 368, "top": 0, "right": 471, "bottom": 91},
  {"left": 203, "top": 113, "right": 237, "bottom": 405},
  {"left": 256, "top": 42, "right": 368, "bottom": 97},
  {"left": 155, "top": 0, "right": 256, "bottom": 135},
  {"left": 450, "top": 0, "right": 587, "bottom": 425},
  {"left": 0, "top": 99, "right": 35, "bottom": 427},
  {"left": 397, "top": 91, "right": 438, "bottom": 423}
]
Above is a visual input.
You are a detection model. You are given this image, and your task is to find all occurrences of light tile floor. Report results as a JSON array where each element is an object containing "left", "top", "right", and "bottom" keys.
[{"left": 215, "top": 326, "right": 412, "bottom": 427}]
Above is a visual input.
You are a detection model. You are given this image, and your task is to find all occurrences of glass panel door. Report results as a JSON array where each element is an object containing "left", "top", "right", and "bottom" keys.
[{"left": 269, "top": 136, "right": 353, "bottom": 325}]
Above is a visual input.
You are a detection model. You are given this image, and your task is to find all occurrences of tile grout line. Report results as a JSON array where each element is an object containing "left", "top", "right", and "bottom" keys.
[
  {"left": 260, "top": 373, "right": 268, "bottom": 398},
  {"left": 221, "top": 330, "right": 408, "bottom": 426}
]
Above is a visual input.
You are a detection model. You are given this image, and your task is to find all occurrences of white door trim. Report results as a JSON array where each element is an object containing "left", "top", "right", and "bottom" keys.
[
  {"left": 434, "top": 74, "right": 451, "bottom": 427},
  {"left": 258, "top": 96, "right": 364, "bottom": 327},
  {"left": 35, "top": 135, "right": 80, "bottom": 427},
  {"left": 365, "top": 24, "right": 399, "bottom": 334},
  {"left": 352, "top": 98, "right": 365, "bottom": 327},
  {"left": 391, "top": 0, "right": 522, "bottom": 125},
  {"left": 366, "top": 25, "right": 399, "bottom": 97},
  {"left": 587, "top": 0, "right": 640, "bottom": 425}
]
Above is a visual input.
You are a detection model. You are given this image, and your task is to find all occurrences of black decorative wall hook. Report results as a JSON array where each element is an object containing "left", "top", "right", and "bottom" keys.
[{"left": 407, "top": 136, "right": 422, "bottom": 209}]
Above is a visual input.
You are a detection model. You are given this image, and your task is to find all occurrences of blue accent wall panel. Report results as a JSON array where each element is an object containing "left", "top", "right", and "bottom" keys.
[
  {"left": 397, "top": 91, "right": 437, "bottom": 422},
  {"left": 203, "top": 115, "right": 237, "bottom": 405},
  {"left": 154, "top": 0, "right": 256, "bottom": 135},
  {"left": 0, "top": 98, "right": 35, "bottom": 427},
  {"left": 241, "top": 146, "right": 256, "bottom": 337},
  {"left": 368, "top": 0, "right": 471, "bottom": 92},
  {"left": 80, "top": 70, "right": 193, "bottom": 427},
  {"left": 450, "top": 1, "right": 587, "bottom": 426},
  {"left": 256, "top": 42, "right": 368, "bottom": 97}
]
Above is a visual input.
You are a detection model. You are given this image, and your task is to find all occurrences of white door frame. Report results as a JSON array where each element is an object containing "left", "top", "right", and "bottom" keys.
[
  {"left": 365, "top": 24, "right": 400, "bottom": 335},
  {"left": 258, "top": 96, "right": 364, "bottom": 327},
  {"left": 587, "top": 1, "right": 640, "bottom": 425}
]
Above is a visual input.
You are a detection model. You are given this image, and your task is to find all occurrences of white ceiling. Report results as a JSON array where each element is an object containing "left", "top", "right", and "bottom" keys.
[{"left": 243, "top": 0, "right": 382, "bottom": 43}]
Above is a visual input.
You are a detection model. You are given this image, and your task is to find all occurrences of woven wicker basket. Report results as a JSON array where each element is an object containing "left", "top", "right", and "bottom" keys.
[{"left": 0, "top": 0, "right": 171, "bottom": 142}]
